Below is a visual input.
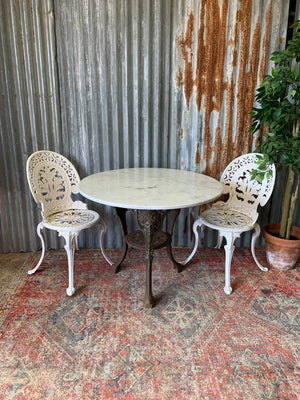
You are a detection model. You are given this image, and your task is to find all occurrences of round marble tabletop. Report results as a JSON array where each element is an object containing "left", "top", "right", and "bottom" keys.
[{"left": 79, "top": 168, "right": 223, "bottom": 210}]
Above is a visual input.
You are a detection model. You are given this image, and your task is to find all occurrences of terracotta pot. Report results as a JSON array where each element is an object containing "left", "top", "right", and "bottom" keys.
[{"left": 263, "top": 223, "right": 300, "bottom": 270}]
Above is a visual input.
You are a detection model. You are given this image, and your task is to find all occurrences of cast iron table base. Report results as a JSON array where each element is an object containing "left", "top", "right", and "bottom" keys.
[{"left": 110, "top": 207, "right": 183, "bottom": 308}]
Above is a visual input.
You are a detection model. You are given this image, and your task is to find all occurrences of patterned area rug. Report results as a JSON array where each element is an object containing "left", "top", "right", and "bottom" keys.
[{"left": 0, "top": 248, "right": 299, "bottom": 399}]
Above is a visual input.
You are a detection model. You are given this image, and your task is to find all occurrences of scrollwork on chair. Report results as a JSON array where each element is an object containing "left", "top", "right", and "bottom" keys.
[
  {"left": 180, "top": 153, "right": 276, "bottom": 295},
  {"left": 26, "top": 150, "right": 106, "bottom": 296},
  {"left": 27, "top": 151, "right": 85, "bottom": 220}
]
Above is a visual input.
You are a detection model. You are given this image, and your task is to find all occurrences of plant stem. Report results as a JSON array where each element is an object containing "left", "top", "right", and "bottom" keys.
[
  {"left": 280, "top": 166, "right": 294, "bottom": 238},
  {"left": 286, "top": 175, "right": 300, "bottom": 239},
  {"left": 280, "top": 118, "right": 300, "bottom": 239}
]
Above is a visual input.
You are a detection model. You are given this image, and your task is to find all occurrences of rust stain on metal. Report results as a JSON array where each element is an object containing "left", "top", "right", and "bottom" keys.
[
  {"left": 177, "top": 11, "right": 195, "bottom": 109},
  {"left": 280, "top": 37, "right": 285, "bottom": 44},
  {"left": 232, "top": 0, "right": 253, "bottom": 158},
  {"left": 175, "top": 67, "right": 183, "bottom": 86},
  {"left": 258, "top": 3, "right": 272, "bottom": 84},
  {"left": 222, "top": 9, "right": 240, "bottom": 172},
  {"left": 175, "top": 0, "right": 278, "bottom": 181},
  {"left": 195, "top": 0, "right": 229, "bottom": 177},
  {"left": 243, "top": 20, "right": 261, "bottom": 153},
  {"left": 222, "top": 79, "right": 234, "bottom": 172},
  {"left": 179, "top": 128, "right": 183, "bottom": 138},
  {"left": 232, "top": 48, "right": 238, "bottom": 68},
  {"left": 194, "top": 142, "right": 200, "bottom": 165}
]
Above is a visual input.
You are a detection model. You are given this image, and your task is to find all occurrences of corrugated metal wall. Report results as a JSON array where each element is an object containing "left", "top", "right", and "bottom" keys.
[
  {"left": 0, "top": 0, "right": 62, "bottom": 252},
  {"left": 0, "top": 0, "right": 299, "bottom": 252}
]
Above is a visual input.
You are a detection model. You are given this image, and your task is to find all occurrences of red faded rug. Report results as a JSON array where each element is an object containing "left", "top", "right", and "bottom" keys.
[{"left": 0, "top": 247, "right": 299, "bottom": 399}]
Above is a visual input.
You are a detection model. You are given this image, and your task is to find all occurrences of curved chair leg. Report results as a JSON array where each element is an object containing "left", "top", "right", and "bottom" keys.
[
  {"left": 215, "top": 233, "right": 223, "bottom": 249},
  {"left": 99, "top": 219, "right": 113, "bottom": 266},
  {"left": 60, "top": 231, "right": 77, "bottom": 296},
  {"left": 28, "top": 222, "right": 46, "bottom": 275},
  {"left": 251, "top": 223, "right": 268, "bottom": 272},
  {"left": 179, "top": 219, "right": 202, "bottom": 266},
  {"left": 223, "top": 232, "right": 239, "bottom": 295}
]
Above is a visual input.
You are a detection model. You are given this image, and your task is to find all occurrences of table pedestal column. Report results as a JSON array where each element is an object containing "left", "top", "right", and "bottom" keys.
[
  {"left": 112, "top": 208, "right": 182, "bottom": 307},
  {"left": 133, "top": 210, "right": 161, "bottom": 307}
]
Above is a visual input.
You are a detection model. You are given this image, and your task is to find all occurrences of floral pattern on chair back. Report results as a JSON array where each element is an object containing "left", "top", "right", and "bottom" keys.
[
  {"left": 219, "top": 153, "right": 276, "bottom": 223},
  {"left": 26, "top": 150, "right": 81, "bottom": 220}
]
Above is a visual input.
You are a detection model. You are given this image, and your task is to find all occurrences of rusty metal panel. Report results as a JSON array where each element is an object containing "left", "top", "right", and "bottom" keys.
[
  {"left": 171, "top": 0, "right": 290, "bottom": 175},
  {"left": 169, "top": 0, "right": 292, "bottom": 246},
  {"left": 0, "top": 0, "right": 298, "bottom": 253}
]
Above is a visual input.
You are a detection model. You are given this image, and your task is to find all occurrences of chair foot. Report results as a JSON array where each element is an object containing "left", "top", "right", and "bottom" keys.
[
  {"left": 66, "top": 286, "right": 75, "bottom": 296},
  {"left": 260, "top": 266, "right": 268, "bottom": 272},
  {"left": 224, "top": 285, "right": 232, "bottom": 295},
  {"left": 28, "top": 269, "right": 35, "bottom": 275}
]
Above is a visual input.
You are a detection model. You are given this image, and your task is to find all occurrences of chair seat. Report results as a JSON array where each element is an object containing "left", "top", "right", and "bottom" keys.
[
  {"left": 200, "top": 208, "right": 253, "bottom": 232},
  {"left": 44, "top": 209, "right": 99, "bottom": 231}
]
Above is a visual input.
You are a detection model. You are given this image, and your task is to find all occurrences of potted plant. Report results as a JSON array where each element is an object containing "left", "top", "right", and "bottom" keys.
[{"left": 250, "top": 20, "right": 300, "bottom": 270}]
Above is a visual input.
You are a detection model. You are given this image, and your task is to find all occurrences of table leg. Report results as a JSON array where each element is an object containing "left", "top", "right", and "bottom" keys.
[
  {"left": 132, "top": 210, "right": 163, "bottom": 308},
  {"left": 144, "top": 230, "right": 155, "bottom": 307},
  {"left": 165, "top": 209, "right": 185, "bottom": 272},
  {"left": 112, "top": 207, "right": 129, "bottom": 273}
]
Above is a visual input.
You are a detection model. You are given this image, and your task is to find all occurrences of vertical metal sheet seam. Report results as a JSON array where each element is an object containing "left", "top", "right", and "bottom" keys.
[{"left": 51, "top": 0, "right": 63, "bottom": 154}]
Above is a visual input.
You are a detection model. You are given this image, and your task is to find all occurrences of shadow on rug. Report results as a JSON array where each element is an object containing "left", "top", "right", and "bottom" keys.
[{"left": 0, "top": 247, "right": 299, "bottom": 399}]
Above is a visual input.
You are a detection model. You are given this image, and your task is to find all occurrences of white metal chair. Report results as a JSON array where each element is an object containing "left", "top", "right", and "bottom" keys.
[
  {"left": 26, "top": 150, "right": 107, "bottom": 296},
  {"left": 181, "top": 153, "right": 276, "bottom": 294}
]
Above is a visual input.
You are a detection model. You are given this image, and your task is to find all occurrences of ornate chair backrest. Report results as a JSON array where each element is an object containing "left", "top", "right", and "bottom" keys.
[
  {"left": 218, "top": 153, "right": 276, "bottom": 223},
  {"left": 26, "top": 150, "right": 82, "bottom": 220}
]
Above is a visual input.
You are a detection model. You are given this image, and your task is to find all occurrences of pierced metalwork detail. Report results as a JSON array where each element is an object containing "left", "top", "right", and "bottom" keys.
[
  {"left": 27, "top": 150, "right": 79, "bottom": 190},
  {"left": 46, "top": 210, "right": 97, "bottom": 227},
  {"left": 27, "top": 150, "right": 82, "bottom": 219},
  {"left": 221, "top": 153, "right": 275, "bottom": 219},
  {"left": 133, "top": 210, "right": 165, "bottom": 233},
  {"left": 201, "top": 209, "right": 252, "bottom": 229}
]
